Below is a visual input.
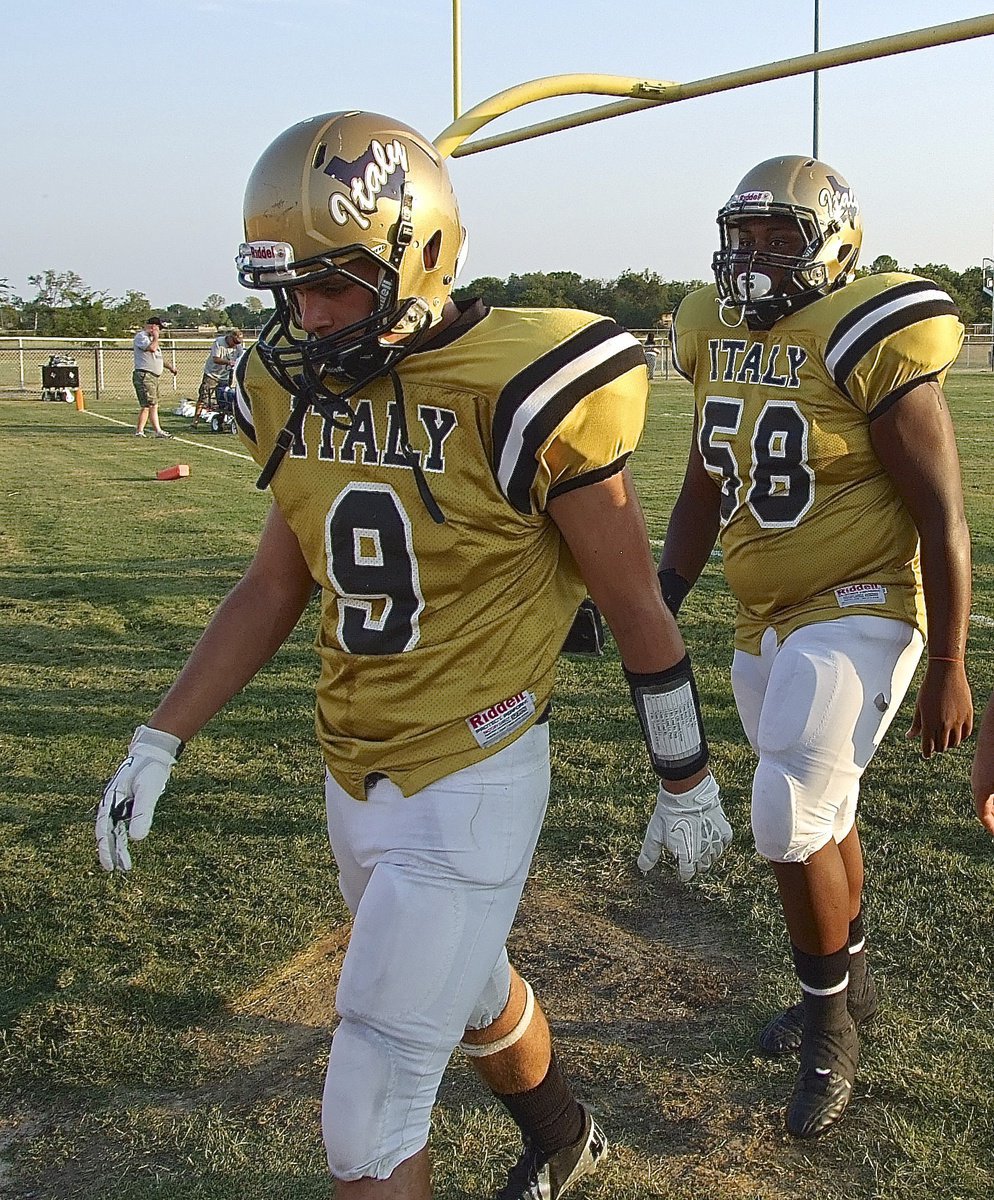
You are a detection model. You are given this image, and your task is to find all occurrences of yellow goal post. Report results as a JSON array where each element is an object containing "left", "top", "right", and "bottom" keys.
[{"left": 435, "top": 14, "right": 994, "bottom": 159}]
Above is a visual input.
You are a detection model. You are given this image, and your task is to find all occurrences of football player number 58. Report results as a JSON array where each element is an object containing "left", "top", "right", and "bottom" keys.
[
  {"left": 325, "top": 483, "right": 425, "bottom": 654},
  {"left": 700, "top": 396, "right": 814, "bottom": 528}
]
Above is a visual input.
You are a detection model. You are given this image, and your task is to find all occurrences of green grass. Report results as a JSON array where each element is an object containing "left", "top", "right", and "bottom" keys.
[{"left": 1, "top": 381, "right": 993, "bottom": 1199}]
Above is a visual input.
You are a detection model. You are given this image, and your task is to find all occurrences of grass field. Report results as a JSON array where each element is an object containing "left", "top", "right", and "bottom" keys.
[{"left": 1, "top": 377, "right": 993, "bottom": 1199}]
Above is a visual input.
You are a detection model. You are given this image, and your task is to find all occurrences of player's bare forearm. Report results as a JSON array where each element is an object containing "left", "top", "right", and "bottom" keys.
[
  {"left": 659, "top": 434, "right": 721, "bottom": 585},
  {"left": 550, "top": 469, "right": 712, "bottom": 793},
  {"left": 870, "top": 381, "right": 973, "bottom": 753},
  {"left": 549, "top": 468, "right": 687, "bottom": 673},
  {"left": 870, "top": 380, "right": 971, "bottom": 653},
  {"left": 910, "top": 506, "right": 973, "bottom": 754},
  {"left": 918, "top": 513, "right": 972, "bottom": 659},
  {"left": 150, "top": 575, "right": 311, "bottom": 741}
]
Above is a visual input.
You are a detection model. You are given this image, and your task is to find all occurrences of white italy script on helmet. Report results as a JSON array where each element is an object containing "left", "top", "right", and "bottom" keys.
[
  {"left": 329, "top": 139, "right": 410, "bottom": 231},
  {"left": 818, "top": 178, "right": 859, "bottom": 228}
]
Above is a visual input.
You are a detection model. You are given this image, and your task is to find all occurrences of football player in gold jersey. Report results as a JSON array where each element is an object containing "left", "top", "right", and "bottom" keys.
[
  {"left": 95, "top": 111, "right": 730, "bottom": 1199},
  {"left": 659, "top": 155, "right": 973, "bottom": 1139}
]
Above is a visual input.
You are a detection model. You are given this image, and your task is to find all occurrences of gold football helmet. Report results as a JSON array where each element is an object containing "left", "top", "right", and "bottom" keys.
[
  {"left": 237, "top": 110, "right": 466, "bottom": 402},
  {"left": 712, "top": 155, "right": 862, "bottom": 329}
]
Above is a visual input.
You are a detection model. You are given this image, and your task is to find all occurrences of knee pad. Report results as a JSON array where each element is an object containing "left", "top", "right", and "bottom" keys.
[
  {"left": 460, "top": 977, "right": 534, "bottom": 1058},
  {"left": 322, "top": 1015, "right": 438, "bottom": 1182},
  {"left": 464, "top": 948, "right": 511, "bottom": 1032},
  {"left": 751, "top": 755, "right": 836, "bottom": 864}
]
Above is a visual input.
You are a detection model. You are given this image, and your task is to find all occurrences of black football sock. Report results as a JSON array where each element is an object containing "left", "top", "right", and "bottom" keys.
[
  {"left": 495, "top": 1051, "right": 585, "bottom": 1156},
  {"left": 847, "top": 907, "right": 870, "bottom": 998},
  {"left": 791, "top": 943, "right": 851, "bottom": 1032}
]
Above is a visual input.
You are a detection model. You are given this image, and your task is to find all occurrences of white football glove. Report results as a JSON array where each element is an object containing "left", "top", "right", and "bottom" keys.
[
  {"left": 96, "top": 725, "right": 183, "bottom": 872},
  {"left": 638, "top": 772, "right": 732, "bottom": 883}
]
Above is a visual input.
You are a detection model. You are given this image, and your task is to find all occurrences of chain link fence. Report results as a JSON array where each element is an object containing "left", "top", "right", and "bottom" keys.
[
  {"left": 0, "top": 337, "right": 255, "bottom": 402},
  {"left": 1, "top": 329, "right": 990, "bottom": 401},
  {"left": 955, "top": 334, "right": 994, "bottom": 371}
]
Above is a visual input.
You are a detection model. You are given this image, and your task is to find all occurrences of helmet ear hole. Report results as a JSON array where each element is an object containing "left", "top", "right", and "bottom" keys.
[{"left": 423, "top": 229, "right": 442, "bottom": 271}]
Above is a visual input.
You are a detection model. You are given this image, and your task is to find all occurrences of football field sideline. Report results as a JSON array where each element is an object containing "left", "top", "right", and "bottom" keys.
[{"left": 80, "top": 406, "right": 255, "bottom": 462}]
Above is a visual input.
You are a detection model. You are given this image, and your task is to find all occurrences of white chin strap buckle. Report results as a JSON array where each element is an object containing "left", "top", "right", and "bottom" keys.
[{"left": 735, "top": 271, "right": 772, "bottom": 300}]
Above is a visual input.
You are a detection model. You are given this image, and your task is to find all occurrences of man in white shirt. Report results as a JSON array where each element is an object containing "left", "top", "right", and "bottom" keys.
[
  {"left": 192, "top": 329, "right": 244, "bottom": 427},
  {"left": 132, "top": 316, "right": 177, "bottom": 438}
]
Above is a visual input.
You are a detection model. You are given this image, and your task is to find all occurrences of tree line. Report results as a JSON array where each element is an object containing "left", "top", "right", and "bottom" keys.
[
  {"left": 455, "top": 258, "right": 994, "bottom": 331},
  {"left": 2, "top": 257, "right": 991, "bottom": 338},
  {"left": 0, "top": 271, "right": 273, "bottom": 337}
]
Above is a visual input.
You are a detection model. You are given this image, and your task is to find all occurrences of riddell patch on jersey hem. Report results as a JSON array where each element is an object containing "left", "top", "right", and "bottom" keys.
[
  {"left": 835, "top": 582, "right": 887, "bottom": 608},
  {"left": 467, "top": 691, "right": 537, "bottom": 749}
]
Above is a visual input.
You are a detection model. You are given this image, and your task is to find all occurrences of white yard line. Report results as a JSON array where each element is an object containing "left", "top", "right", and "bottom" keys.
[{"left": 81, "top": 408, "right": 255, "bottom": 462}]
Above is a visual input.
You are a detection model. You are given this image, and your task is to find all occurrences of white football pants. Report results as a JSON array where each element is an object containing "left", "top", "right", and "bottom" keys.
[
  {"left": 321, "top": 721, "right": 550, "bottom": 1180},
  {"left": 731, "top": 615, "right": 924, "bottom": 863}
]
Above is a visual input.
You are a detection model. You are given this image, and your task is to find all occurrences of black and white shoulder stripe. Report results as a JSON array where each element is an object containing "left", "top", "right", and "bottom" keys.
[
  {"left": 233, "top": 351, "right": 256, "bottom": 444},
  {"left": 492, "top": 318, "right": 645, "bottom": 514},
  {"left": 825, "top": 279, "right": 959, "bottom": 394}
]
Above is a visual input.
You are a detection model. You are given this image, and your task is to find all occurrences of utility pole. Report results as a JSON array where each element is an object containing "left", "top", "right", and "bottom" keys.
[
  {"left": 813, "top": 0, "right": 821, "bottom": 158},
  {"left": 452, "top": 0, "right": 462, "bottom": 120}
]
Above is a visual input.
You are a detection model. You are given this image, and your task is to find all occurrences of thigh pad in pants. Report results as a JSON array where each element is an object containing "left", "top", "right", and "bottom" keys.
[{"left": 733, "top": 617, "right": 921, "bottom": 863}]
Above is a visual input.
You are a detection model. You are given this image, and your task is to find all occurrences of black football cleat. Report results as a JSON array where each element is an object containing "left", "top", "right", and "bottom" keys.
[
  {"left": 785, "top": 1020, "right": 859, "bottom": 1138},
  {"left": 495, "top": 1104, "right": 607, "bottom": 1199},
  {"left": 758, "top": 971, "right": 878, "bottom": 1056}
]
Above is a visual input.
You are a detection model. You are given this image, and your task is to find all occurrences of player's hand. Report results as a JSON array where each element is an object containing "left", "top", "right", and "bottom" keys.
[
  {"left": 970, "top": 734, "right": 994, "bottom": 836},
  {"left": 972, "top": 789, "right": 994, "bottom": 837},
  {"left": 906, "top": 659, "right": 973, "bottom": 758},
  {"left": 638, "top": 772, "right": 731, "bottom": 883},
  {"left": 96, "top": 725, "right": 183, "bottom": 872}
]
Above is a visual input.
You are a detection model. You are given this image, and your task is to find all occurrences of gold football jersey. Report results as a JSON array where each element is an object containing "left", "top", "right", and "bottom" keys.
[
  {"left": 671, "top": 274, "right": 963, "bottom": 653},
  {"left": 237, "top": 302, "right": 648, "bottom": 798}
]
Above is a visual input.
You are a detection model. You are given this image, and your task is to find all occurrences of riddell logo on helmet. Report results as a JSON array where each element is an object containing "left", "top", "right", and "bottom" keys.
[
  {"left": 325, "top": 139, "right": 409, "bottom": 232},
  {"left": 238, "top": 241, "right": 293, "bottom": 273},
  {"left": 735, "top": 190, "right": 774, "bottom": 205}
]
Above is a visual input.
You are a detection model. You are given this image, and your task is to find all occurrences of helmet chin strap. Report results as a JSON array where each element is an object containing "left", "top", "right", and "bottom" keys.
[
  {"left": 254, "top": 369, "right": 366, "bottom": 491},
  {"left": 387, "top": 368, "right": 445, "bottom": 525},
  {"left": 254, "top": 308, "right": 437, "bottom": 494},
  {"left": 718, "top": 268, "right": 776, "bottom": 329},
  {"left": 717, "top": 296, "right": 746, "bottom": 329}
]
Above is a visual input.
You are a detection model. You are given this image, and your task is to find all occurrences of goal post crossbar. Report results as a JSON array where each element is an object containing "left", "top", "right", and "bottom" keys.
[{"left": 435, "top": 13, "right": 994, "bottom": 158}]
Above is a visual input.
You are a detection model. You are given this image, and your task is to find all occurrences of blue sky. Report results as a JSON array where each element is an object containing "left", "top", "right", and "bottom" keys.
[{"left": 4, "top": 1, "right": 993, "bottom": 308}]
